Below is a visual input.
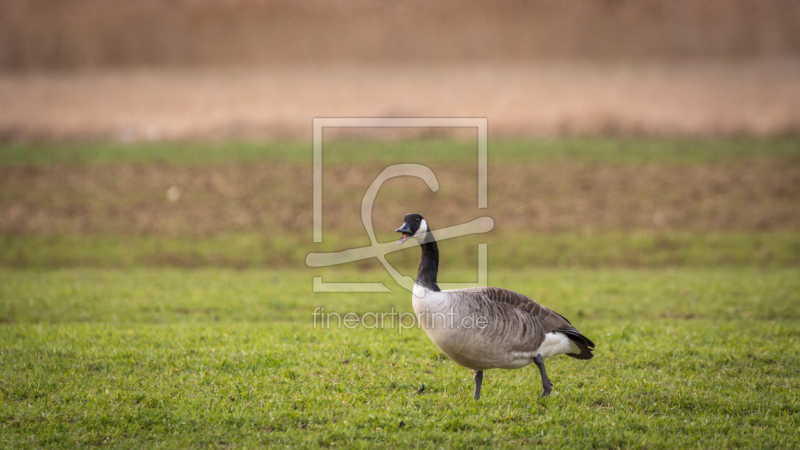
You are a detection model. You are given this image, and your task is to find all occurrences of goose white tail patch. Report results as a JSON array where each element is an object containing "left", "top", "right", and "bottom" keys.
[{"left": 536, "top": 332, "right": 580, "bottom": 359}]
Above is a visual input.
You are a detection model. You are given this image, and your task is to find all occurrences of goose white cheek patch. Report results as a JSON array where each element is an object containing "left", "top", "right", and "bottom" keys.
[{"left": 416, "top": 220, "right": 428, "bottom": 237}]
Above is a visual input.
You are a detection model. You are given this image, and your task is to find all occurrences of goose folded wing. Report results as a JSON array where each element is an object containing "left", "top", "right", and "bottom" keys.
[
  {"left": 477, "top": 287, "right": 595, "bottom": 358},
  {"left": 474, "top": 287, "right": 574, "bottom": 333}
]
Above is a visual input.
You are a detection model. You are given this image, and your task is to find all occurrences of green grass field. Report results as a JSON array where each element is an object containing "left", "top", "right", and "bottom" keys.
[
  {"left": 1, "top": 268, "right": 799, "bottom": 448},
  {"left": 1, "top": 138, "right": 799, "bottom": 448},
  {"left": 2, "top": 138, "right": 799, "bottom": 166}
]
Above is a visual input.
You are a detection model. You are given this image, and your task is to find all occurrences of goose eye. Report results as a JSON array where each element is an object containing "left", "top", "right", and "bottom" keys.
[{"left": 416, "top": 219, "right": 421, "bottom": 223}]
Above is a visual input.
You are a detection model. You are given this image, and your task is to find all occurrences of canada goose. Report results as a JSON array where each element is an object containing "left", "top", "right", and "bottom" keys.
[{"left": 396, "top": 213, "right": 595, "bottom": 400}]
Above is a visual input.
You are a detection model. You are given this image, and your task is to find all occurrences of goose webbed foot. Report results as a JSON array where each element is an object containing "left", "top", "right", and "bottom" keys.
[
  {"left": 473, "top": 370, "right": 484, "bottom": 401},
  {"left": 533, "top": 354, "right": 553, "bottom": 397}
]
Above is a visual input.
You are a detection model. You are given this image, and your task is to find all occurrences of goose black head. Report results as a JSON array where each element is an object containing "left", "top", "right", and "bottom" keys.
[{"left": 395, "top": 213, "right": 428, "bottom": 245}]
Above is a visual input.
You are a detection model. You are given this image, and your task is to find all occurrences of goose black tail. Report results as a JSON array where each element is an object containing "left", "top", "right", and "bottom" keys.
[{"left": 557, "top": 327, "right": 595, "bottom": 360}]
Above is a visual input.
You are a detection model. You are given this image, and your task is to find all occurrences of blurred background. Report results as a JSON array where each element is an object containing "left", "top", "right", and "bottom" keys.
[
  {"left": 3, "top": 0, "right": 800, "bottom": 140},
  {"left": 3, "top": 4, "right": 800, "bottom": 446},
  {"left": 0, "top": 0, "right": 799, "bottom": 272}
]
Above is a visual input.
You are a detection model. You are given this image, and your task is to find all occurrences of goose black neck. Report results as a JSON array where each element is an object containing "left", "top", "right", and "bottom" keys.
[{"left": 416, "top": 232, "right": 440, "bottom": 292}]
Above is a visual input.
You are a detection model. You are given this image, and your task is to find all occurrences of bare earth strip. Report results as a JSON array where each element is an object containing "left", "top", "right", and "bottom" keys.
[
  {"left": 2, "top": 62, "right": 800, "bottom": 142},
  {"left": 1, "top": 160, "right": 798, "bottom": 236}
]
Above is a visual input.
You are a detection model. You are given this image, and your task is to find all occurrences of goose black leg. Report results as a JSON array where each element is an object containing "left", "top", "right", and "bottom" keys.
[
  {"left": 473, "top": 370, "right": 484, "bottom": 400},
  {"left": 533, "top": 354, "right": 553, "bottom": 397}
]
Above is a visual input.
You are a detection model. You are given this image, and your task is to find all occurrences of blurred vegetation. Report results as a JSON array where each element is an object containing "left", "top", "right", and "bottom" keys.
[
  {"left": 2, "top": 138, "right": 799, "bottom": 166},
  {"left": 2, "top": 232, "right": 799, "bottom": 270},
  {"left": 3, "top": 0, "right": 799, "bottom": 70},
  {"left": 1, "top": 138, "right": 798, "bottom": 270}
]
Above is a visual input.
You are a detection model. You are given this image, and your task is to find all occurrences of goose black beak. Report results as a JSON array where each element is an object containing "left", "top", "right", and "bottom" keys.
[{"left": 396, "top": 223, "right": 412, "bottom": 245}]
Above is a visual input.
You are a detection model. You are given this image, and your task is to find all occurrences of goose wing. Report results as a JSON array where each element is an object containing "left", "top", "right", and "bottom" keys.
[
  {"left": 472, "top": 286, "right": 573, "bottom": 333},
  {"left": 461, "top": 286, "right": 595, "bottom": 359}
]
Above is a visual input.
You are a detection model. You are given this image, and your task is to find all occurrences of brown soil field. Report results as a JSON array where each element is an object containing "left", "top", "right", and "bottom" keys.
[
  {"left": 2, "top": 159, "right": 798, "bottom": 237},
  {"left": 2, "top": 62, "right": 800, "bottom": 141}
]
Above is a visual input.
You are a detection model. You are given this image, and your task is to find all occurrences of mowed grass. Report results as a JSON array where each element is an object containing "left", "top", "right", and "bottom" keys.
[
  {"left": 1, "top": 268, "right": 799, "bottom": 448},
  {"left": 3, "top": 232, "right": 800, "bottom": 269},
  {"left": 2, "top": 138, "right": 799, "bottom": 166}
]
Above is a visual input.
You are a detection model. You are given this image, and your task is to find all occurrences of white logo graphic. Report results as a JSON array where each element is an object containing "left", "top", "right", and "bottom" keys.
[{"left": 305, "top": 118, "right": 492, "bottom": 293}]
